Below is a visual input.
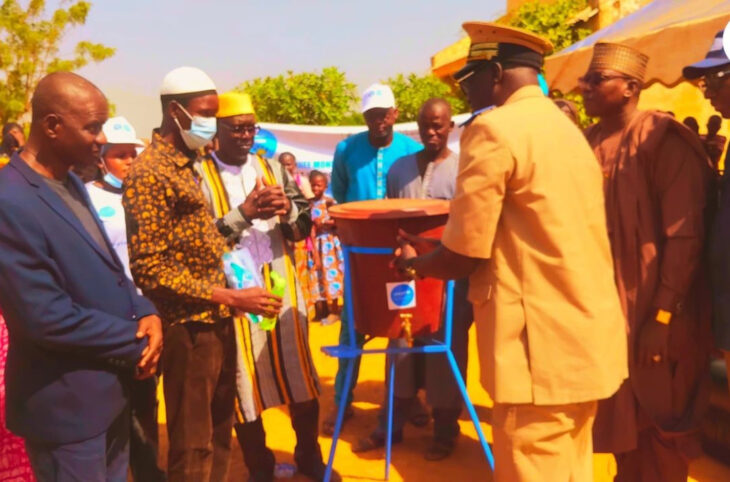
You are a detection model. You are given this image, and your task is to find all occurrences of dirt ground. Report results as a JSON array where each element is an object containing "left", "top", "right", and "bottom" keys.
[{"left": 154, "top": 322, "right": 730, "bottom": 481}]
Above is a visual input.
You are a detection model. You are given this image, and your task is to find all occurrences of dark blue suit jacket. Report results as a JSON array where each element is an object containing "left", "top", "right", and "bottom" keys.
[{"left": 0, "top": 154, "right": 157, "bottom": 444}]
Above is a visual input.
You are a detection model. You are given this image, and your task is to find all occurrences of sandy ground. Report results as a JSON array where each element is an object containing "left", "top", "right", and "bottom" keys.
[{"left": 155, "top": 321, "right": 730, "bottom": 481}]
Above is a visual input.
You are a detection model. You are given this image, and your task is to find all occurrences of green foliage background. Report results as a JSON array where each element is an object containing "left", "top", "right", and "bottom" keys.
[
  {"left": 237, "top": 67, "right": 358, "bottom": 126},
  {"left": 505, "top": 0, "right": 595, "bottom": 127},
  {"left": 506, "top": 0, "right": 592, "bottom": 52},
  {"left": 385, "top": 73, "right": 467, "bottom": 122},
  {"left": 238, "top": 68, "right": 467, "bottom": 126},
  {"left": 0, "top": 0, "right": 115, "bottom": 125}
]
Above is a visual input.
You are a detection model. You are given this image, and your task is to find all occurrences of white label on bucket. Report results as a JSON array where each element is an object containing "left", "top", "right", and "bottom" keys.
[{"left": 386, "top": 281, "right": 417, "bottom": 310}]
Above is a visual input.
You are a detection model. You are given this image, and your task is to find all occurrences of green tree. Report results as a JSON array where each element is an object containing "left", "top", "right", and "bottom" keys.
[
  {"left": 506, "top": 0, "right": 592, "bottom": 52},
  {"left": 237, "top": 67, "right": 358, "bottom": 126},
  {"left": 0, "top": 1, "right": 115, "bottom": 125},
  {"left": 385, "top": 73, "right": 468, "bottom": 122},
  {"left": 505, "top": 0, "right": 594, "bottom": 126}
]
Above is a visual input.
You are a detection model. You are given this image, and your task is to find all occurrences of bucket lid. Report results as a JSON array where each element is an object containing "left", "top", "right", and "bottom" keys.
[{"left": 330, "top": 199, "right": 450, "bottom": 220}]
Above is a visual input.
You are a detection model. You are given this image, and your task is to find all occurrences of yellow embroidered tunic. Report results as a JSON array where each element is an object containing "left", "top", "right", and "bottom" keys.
[{"left": 196, "top": 152, "right": 319, "bottom": 421}]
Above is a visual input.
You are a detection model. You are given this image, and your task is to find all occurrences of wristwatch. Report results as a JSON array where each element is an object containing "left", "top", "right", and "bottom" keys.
[
  {"left": 654, "top": 309, "right": 672, "bottom": 325},
  {"left": 403, "top": 259, "right": 420, "bottom": 280}
]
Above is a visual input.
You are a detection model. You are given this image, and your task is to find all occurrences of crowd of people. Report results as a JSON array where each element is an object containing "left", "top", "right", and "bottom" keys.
[
  {"left": 682, "top": 114, "right": 728, "bottom": 173},
  {"left": 1, "top": 18, "right": 730, "bottom": 482}
]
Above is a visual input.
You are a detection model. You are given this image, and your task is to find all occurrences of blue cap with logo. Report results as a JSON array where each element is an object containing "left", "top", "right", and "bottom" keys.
[{"left": 683, "top": 26, "right": 730, "bottom": 79}]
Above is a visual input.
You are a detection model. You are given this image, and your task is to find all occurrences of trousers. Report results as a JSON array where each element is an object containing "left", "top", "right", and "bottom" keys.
[
  {"left": 162, "top": 319, "right": 237, "bottom": 482},
  {"left": 26, "top": 405, "right": 130, "bottom": 482},
  {"left": 235, "top": 398, "right": 324, "bottom": 481},
  {"left": 492, "top": 401, "right": 597, "bottom": 482}
]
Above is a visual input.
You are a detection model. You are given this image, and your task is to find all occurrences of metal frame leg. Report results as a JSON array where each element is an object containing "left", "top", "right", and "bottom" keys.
[
  {"left": 322, "top": 246, "right": 495, "bottom": 479},
  {"left": 385, "top": 356, "right": 396, "bottom": 480},
  {"left": 445, "top": 349, "right": 495, "bottom": 470},
  {"left": 324, "top": 359, "right": 355, "bottom": 482}
]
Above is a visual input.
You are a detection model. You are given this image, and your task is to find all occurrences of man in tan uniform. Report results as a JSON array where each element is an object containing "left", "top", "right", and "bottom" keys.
[
  {"left": 582, "top": 43, "right": 713, "bottom": 482},
  {"left": 394, "top": 22, "right": 628, "bottom": 481}
]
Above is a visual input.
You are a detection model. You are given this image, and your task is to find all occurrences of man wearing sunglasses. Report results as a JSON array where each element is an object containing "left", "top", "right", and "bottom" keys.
[
  {"left": 582, "top": 43, "right": 714, "bottom": 482},
  {"left": 684, "top": 27, "right": 730, "bottom": 401},
  {"left": 395, "top": 22, "right": 628, "bottom": 481}
]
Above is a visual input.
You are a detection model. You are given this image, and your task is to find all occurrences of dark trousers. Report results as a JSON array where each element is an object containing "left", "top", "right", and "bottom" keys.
[
  {"left": 130, "top": 376, "right": 165, "bottom": 481},
  {"left": 614, "top": 426, "right": 690, "bottom": 482},
  {"left": 163, "top": 319, "right": 237, "bottom": 482},
  {"left": 235, "top": 398, "right": 323, "bottom": 481},
  {"left": 374, "top": 398, "right": 462, "bottom": 444},
  {"left": 25, "top": 405, "right": 130, "bottom": 482},
  {"left": 376, "top": 279, "right": 473, "bottom": 441}
]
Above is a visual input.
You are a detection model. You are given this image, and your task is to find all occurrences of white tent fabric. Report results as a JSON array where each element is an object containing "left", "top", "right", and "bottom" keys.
[{"left": 545, "top": 0, "right": 730, "bottom": 92}]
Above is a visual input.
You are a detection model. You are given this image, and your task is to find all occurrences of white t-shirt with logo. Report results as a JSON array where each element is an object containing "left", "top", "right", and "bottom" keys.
[{"left": 85, "top": 182, "right": 133, "bottom": 282}]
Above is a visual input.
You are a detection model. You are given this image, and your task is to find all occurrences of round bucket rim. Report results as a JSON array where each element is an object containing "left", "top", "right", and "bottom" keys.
[{"left": 330, "top": 199, "right": 450, "bottom": 220}]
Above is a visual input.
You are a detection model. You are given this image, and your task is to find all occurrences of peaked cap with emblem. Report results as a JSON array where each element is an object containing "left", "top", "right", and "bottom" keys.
[{"left": 454, "top": 22, "right": 554, "bottom": 82}]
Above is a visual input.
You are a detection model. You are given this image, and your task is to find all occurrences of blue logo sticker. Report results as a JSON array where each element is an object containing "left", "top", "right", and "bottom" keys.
[
  {"left": 390, "top": 284, "right": 415, "bottom": 307},
  {"left": 98, "top": 206, "right": 116, "bottom": 218}
]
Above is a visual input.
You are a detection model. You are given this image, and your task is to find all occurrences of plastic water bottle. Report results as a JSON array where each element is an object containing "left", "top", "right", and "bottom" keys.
[
  {"left": 222, "top": 250, "right": 262, "bottom": 325},
  {"left": 273, "top": 462, "right": 296, "bottom": 478},
  {"left": 259, "top": 270, "right": 285, "bottom": 331}
]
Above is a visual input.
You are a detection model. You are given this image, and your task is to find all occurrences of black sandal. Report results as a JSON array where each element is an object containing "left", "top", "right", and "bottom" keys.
[
  {"left": 321, "top": 405, "right": 353, "bottom": 436},
  {"left": 424, "top": 438, "right": 456, "bottom": 461},
  {"left": 352, "top": 431, "right": 403, "bottom": 453}
]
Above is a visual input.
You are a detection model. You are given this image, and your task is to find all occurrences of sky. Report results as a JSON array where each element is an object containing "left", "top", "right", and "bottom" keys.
[{"left": 58, "top": 0, "right": 506, "bottom": 136}]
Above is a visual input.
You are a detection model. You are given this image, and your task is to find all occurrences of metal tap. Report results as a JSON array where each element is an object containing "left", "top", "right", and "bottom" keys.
[{"left": 400, "top": 313, "right": 414, "bottom": 347}]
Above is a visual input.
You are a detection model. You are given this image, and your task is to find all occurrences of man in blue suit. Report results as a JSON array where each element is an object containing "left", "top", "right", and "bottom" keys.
[{"left": 0, "top": 72, "right": 163, "bottom": 481}]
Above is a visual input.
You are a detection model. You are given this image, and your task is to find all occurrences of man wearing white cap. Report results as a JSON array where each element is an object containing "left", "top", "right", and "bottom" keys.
[
  {"left": 86, "top": 116, "right": 166, "bottom": 481},
  {"left": 124, "top": 67, "right": 283, "bottom": 482},
  {"left": 325, "top": 83, "right": 421, "bottom": 434}
]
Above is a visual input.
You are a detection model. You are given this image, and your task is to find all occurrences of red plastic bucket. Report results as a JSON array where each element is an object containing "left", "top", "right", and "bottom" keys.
[{"left": 330, "top": 199, "right": 450, "bottom": 338}]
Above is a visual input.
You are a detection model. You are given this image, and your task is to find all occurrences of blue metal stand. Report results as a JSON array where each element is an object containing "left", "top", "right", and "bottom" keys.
[{"left": 321, "top": 244, "right": 495, "bottom": 481}]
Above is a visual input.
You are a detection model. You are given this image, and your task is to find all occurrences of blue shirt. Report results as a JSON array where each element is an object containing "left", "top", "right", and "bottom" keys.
[{"left": 331, "top": 131, "right": 422, "bottom": 203}]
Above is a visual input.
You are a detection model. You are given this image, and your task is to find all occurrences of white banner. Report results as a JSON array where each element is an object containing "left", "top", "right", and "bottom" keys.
[{"left": 259, "top": 113, "right": 471, "bottom": 173}]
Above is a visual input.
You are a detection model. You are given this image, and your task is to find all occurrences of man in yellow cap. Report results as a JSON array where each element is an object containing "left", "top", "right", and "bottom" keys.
[
  {"left": 195, "top": 91, "right": 339, "bottom": 482},
  {"left": 394, "top": 22, "right": 628, "bottom": 481},
  {"left": 581, "top": 43, "right": 714, "bottom": 482}
]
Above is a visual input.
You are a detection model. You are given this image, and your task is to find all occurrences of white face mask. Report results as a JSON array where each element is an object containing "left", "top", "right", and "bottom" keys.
[{"left": 173, "top": 102, "right": 217, "bottom": 150}]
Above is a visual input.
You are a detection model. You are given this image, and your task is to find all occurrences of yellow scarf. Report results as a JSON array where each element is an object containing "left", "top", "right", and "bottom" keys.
[{"left": 199, "top": 155, "right": 301, "bottom": 321}]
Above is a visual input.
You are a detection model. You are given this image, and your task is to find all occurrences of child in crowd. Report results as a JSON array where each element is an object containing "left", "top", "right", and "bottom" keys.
[{"left": 308, "top": 170, "right": 344, "bottom": 323}]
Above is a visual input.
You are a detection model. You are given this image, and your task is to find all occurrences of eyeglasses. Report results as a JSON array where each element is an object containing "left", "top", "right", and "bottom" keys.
[
  {"left": 578, "top": 73, "right": 632, "bottom": 88},
  {"left": 699, "top": 68, "right": 730, "bottom": 93},
  {"left": 219, "top": 123, "right": 259, "bottom": 135}
]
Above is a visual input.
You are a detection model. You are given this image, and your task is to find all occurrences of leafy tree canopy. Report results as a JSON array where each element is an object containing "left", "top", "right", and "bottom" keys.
[
  {"left": 237, "top": 67, "right": 358, "bottom": 126},
  {"left": 0, "top": 0, "right": 115, "bottom": 125},
  {"left": 505, "top": 0, "right": 595, "bottom": 126},
  {"left": 385, "top": 73, "right": 467, "bottom": 122},
  {"left": 506, "top": 0, "right": 592, "bottom": 52}
]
